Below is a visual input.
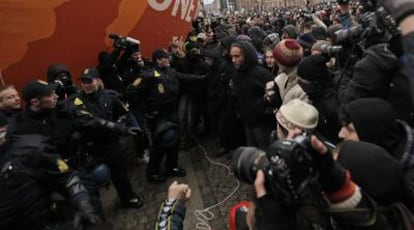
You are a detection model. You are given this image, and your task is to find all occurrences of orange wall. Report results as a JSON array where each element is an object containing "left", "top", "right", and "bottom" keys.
[{"left": 0, "top": 0, "right": 199, "bottom": 90}]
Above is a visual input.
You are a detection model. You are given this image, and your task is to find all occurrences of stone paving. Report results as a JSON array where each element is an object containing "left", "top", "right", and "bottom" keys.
[{"left": 101, "top": 136, "right": 252, "bottom": 230}]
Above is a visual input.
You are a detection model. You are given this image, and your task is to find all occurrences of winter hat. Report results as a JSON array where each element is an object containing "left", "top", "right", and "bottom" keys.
[
  {"left": 273, "top": 39, "right": 303, "bottom": 67},
  {"left": 219, "top": 35, "right": 236, "bottom": 50},
  {"left": 311, "top": 26, "right": 328, "bottom": 40},
  {"left": 236, "top": 34, "right": 252, "bottom": 42},
  {"left": 297, "top": 54, "right": 331, "bottom": 81},
  {"left": 340, "top": 98, "right": 402, "bottom": 153},
  {"left": 282, "top": 25, "right": 300, "bottom": 39},
  {"left": 276, "top": 99, "right": 319, "bottom": 130},
  {"left": 248, "top": 26, "right": 266, "bottom": 39},
  {"left": 297, "top": 33, "right": 316, "bottom": 49},
  {"left": 263, "top": 33, "right": 280, "bottom": 49}
]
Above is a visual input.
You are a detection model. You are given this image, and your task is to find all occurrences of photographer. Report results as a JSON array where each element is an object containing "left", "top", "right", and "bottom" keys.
[
  {"left": 46, "top": 63, "right": 79, "bottom": 100},
  {"left": 297, "top": 54, "right": 341, "bottom": 144},
  {"left": 233, "top": 132, "right": 393, "bottom": 229},
  {"left": 380, "top": 0, "right": 414, "bottom": 123},
  {"left": 97, "top": 33, "right": 142, "bottom": 93}
]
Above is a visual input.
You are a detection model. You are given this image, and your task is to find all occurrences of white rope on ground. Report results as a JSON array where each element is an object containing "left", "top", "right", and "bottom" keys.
[{"left": 193, "top": 141, "right": 240, "bottom": 230}]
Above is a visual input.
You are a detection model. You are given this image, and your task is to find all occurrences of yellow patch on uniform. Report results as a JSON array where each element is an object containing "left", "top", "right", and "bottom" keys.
[
  {"left": 154, "top": 70, "right": 161, "bottom": 78},
  {"left": 132, "top": 78, "right": 142, "bottom": 86},
  {"left": 74, "top": 97, "right": 83, "bottom": 106},
  {"left": 158, "top": 84, "right": 165, "bottom": 94},
  {"left": 57, "top": 159, "right": 69, "bottom": 173}
]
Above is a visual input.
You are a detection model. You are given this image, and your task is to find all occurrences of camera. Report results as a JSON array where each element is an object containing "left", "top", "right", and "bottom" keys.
[
  {"left": 320, "top": 44, "right": 343, "bottom": 57},
  {"left": 334, "top": 7, "right": 399, "bottom": 45},
  {"left": 232, "top": 135, "right": 319, "bottom": 206},
  {"left": 109, "top": 33, "right": 140, "bottom": 51}
]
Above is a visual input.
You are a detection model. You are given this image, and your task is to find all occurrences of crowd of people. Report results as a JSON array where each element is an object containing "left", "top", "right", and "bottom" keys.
[{"left": 2, "top": 0, "right": 414, "bottom": 229}]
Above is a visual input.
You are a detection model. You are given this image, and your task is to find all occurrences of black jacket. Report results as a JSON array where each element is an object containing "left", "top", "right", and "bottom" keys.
[
  {"left": 231, "top": 41, "right": 274, "bottom": 127},
  {"left": 6, "top": 105, "right": 75, "bottom": 158},
  {"left": 300, "top": 80, "right": 341, "bottom": 144},
  {"left": 127, "top": 66, "right": 203, "bottom": 113},
  {"left": 337, "top": 43, "right": 399, "bottom": 105},
  {"left": 0, "top": 135, "right": 97, "bottom": 229},
  {"left": 69, "top": 89, "right": 129, "bottom": 144}
]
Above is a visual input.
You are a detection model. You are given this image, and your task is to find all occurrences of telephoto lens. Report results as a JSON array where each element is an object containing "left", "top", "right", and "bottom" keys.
[
  {"left": 231, "top": 146, "right": 268, "bottom": 184},
  {"left": 232, "top": 136, "right": 321, "bottom": 206}
]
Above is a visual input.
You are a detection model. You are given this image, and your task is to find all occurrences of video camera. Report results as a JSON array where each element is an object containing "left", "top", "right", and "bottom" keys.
[
  {"left": 232, "top": 135, "right": 319, "bottom": 206},
  {"left": 109, "top": 33, "right": 140, "bottom": 51},
  {"left": 334, "top": 4, "right": 399, "bottom": 45}
]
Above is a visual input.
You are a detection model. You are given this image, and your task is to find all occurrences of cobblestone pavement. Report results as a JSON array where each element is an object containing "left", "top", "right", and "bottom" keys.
[{"left": 101, "top": 136, "right": 252, "bottom": 230}]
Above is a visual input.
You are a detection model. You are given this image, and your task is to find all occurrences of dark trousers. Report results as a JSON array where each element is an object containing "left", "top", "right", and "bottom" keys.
[
  {"left": 90, "top": 141, "right": 134, "bottom": 201},
  {"left": 146, "top": 145, "right": 179, "bottom": 176},
  {"left": 145, "top": 111, "right": 180, "bottom": 176}
]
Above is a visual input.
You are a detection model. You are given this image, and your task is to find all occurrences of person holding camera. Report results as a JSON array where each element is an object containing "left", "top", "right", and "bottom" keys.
[
  {"left": 97, "top": 33, "right": 142, "bottom": 93},
  {"left": 46, "top": 63, "right": 79, "bottom": 101},
  {"left": 233, "top": 128, "right": 395, "bottom": 229},
  {"left": 297, "top": 54, "right": 341, "bottom": 144}
]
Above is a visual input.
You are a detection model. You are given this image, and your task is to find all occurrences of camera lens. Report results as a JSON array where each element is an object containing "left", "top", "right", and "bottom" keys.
[{"left": 231, "top": 147, "right": 266, "bottom": 184}]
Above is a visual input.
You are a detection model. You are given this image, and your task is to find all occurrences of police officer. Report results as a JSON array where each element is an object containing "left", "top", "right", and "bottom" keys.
[
  {"left": 69, "top": 67, "right": 144, "bottom": 209},
  {"left": 127, "top": 49, "right": 204, "bottom": 184},
  {"left": 7, "top": 80, "right": 76, "bottom": 159},
  {"left": 0, "top": 114, "right": 102, "bottom": 229}
]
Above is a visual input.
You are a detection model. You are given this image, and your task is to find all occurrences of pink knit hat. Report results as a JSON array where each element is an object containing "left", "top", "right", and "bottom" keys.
[{"left": 273, "top": 39, "right": 303, "bottom": 67}]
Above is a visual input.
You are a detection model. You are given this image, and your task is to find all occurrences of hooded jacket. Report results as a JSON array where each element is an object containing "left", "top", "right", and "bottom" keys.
[
  {"left": 46, "top": 64, "right": 71, "bottom": 83},
  {"left": 341, "top": 98, "right": 404, "bottom": 158},
  {"left": 46, "top": 64, "right": 78, "bottom": 99},
  {"left": 231, "top": 41, "right": 274, "bottom": 127},
  {"left": 337, "top": 43, "right": 399, "bottom": 105}
]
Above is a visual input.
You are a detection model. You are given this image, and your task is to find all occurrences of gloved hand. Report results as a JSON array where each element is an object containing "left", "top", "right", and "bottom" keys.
[
  {"left": 73, "top": 199, "right": 102, "bottom": 230},
  {"left": 309, "top": 135, "right": 346, "bottom": 193},
  {"left": 380, "top": 0, "right": 414, "bottom": 23},
  {"left": 99, "top": 119, "right": 142, "bottom": 136}
]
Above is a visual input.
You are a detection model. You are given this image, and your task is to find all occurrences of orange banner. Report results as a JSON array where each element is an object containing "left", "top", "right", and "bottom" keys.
[{"left": 0, "top": 0, "right": 200, "bottom": 90}]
